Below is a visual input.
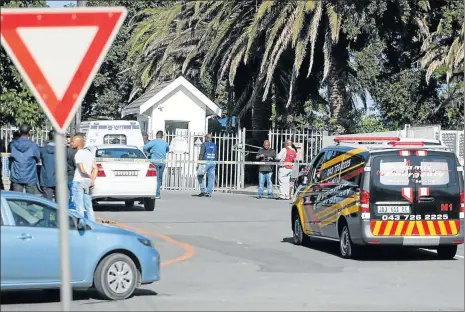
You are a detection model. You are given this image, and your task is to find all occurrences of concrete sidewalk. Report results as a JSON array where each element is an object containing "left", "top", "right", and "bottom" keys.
[{"left": 227, "top": 185, "right": 280, "bottom": 196}]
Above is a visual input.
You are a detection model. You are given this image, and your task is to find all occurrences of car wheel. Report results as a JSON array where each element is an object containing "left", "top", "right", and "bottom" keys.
[
  {"left": 293, "top": 213, "right": 310, "bottom": 246},
  {"left": 437, "top": 245, "right": 457, "bottom": 259},
  {"left": 94, "top": 253, "right": 138, "bottom": 300},
  {"left": 340, "top": 225, "right": 358, "bottom": 259},
  {"left": 124, "top": 200, "right": 135, "bottom": 208},
  {"left": 143, "top": 198, "right": 155, "bottom": 211}
]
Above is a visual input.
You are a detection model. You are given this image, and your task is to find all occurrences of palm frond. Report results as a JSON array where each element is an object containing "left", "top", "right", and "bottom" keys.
[
  {"left": 306, "top": 1, "right": 323, "bottom": 78},
  {"left": 325, "top": 2, "right": 341, "bottom": 43}
]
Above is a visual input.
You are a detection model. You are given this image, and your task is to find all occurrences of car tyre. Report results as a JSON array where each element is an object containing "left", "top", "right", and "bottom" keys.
[
  {"left": 94, "top": 253, "right": 138, "bottom": 300},
  {"left": 293, "top": 213, "right": 310, "bottom": 246},
  {"left": 437, "top": 245, "right": 457, "bottom": 259},
  {"left": 124, "top": 200, "right": 135, "bottom": 208},
  {"left": 339, "top": 225, "right": 358, "bottom": 259},
  {"left": 143, "top": 198, "right": 155, "bottom": 211}
]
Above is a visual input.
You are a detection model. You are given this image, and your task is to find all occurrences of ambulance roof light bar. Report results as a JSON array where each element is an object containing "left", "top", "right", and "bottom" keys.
[
  {"left": 334, "top": 136, "right": 400, "bottom": 144},
  {"left": 388, "top": 141, "right": 425, "bottom": 146}
]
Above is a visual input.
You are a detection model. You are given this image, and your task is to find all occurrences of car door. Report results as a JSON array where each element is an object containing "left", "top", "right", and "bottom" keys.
[
  {"left": 301, "top": 151, "right": 327, "bottom": 235},
  {"left": 1, "top": 198, "right": 89, "bottom": 286},
  {"left": 314, "top": 149, "right": 345, "bottom": 238},
  {"left": 1, "top": 198, "right": 61, "bottom": 285}
]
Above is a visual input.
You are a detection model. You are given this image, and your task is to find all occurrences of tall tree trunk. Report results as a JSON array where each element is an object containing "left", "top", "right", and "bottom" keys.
[{"left": 328, "top": 51, "right": 350, "bottom": 135}]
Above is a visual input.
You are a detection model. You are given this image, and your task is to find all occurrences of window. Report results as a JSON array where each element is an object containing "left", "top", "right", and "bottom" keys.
[
  {"left": 309, "top": 152, "right": 327, "bottom": 183},
  {"left": 103, "top": 134, "right": 127, "bottom": 145},
  {"left": 7, "top": 200, "right": 75, "bottom": 229},
  {"left": 96, "top": 148, "right": 146, "bottom": 159},
  {"left": 319, "top": 150, "right": 344, "bottom": 183},
  {"left": 165, "top": 121, "right": 189, "bottom": 133},
  {"left": 373, "top": 155, "right": 455, "bottom": 187},
  {"left": 419, "top": 159, "right": 450, "bottom": 186},
  {"left": 339, "top": 155, "right": 364, "bottom": 187}
]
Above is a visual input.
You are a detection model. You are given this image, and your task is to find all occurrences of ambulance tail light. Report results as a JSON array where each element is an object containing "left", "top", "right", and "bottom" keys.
[
  {"left": 96, "top": 163, "right": 106, "bottom": 177},
  {"left": 360, "top": 190, "right": 370, "bottom": 219},
  {"left": 146, "top": 163, "right": 157, "bottom": 177},
  {"left": 460, "top": 192, "right": 464, "bottom": 219}
]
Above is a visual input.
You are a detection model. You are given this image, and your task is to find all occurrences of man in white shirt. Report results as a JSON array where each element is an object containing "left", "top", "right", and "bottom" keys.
[
  {"left": 72, "top": 135, "right": 97, "bottom": 221},
  {"left": 276, "top": 140, "right": 297, "bottom": 200}
]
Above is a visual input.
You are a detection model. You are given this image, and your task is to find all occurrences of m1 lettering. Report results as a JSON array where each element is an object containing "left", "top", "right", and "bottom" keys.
[{"left": 440, "top": 203, "right": 453, "bottom": 212}]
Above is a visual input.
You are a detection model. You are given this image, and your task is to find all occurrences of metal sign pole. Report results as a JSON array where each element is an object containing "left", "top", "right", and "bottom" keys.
[{"left": 55, "top": 131, "right": 72, "bottom": 311}]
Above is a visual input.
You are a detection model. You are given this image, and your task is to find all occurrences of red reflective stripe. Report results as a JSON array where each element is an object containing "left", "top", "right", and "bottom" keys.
[
  {"left": 444, "top": 221, "right": 452, "bottom": 235},
  {"left": 400, "top": 221, "right": 409, "bottom": 235},
  {"left": 378, "top": 221, "right": 388, "bottom": 236},
  {"left": 411, "top": 222, "right": 419, "bottom": 235},
  {"left": 433, "top": 221, "right": 441, "bottom": 235},
  {"left": 390, "top": 221, "right": 399, "bottom": 235},
  {"left": 422, "top": 220, "right": 430, "bottom": 235}
]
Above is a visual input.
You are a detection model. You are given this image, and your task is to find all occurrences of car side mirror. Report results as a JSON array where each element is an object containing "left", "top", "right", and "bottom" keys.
[{"left": 77, "top": 218, "right": 85, "bottom": 231}]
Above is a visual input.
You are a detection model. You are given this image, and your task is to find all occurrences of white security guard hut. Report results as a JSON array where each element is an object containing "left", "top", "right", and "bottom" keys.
[
  {"left": 121, "top": 76, "right": 222, "bottom": 137},
  {"left": 122, "top": 76, "right": 222, "bottom": 187}
]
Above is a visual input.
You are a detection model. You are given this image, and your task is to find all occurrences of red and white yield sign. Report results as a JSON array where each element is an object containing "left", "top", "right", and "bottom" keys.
[{"left": 0, "top": 8, "right": 127, "bottom": 132}]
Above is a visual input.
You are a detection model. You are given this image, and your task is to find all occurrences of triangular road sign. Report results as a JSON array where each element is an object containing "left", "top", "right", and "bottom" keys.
[{"left": 0, "top": 8, "right": 127, "bottom": 132}]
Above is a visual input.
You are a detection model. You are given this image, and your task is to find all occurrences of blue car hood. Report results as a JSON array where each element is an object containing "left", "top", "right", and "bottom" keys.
[{"left": 89, "top": 221, "right": 146, "bottom": 239}]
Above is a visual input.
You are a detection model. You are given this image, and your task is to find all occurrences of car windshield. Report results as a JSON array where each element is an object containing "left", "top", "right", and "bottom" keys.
[
  {"left": 374, "top": 155, "right": 453, "bottom": 186},
  {"left": 96, "top": 148, "right": 146, "bottom": 159}
]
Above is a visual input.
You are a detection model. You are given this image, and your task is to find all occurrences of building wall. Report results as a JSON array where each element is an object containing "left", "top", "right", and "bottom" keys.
[
  {"left": 149, "top": 88, "right": 207, "bottom": 136},
  {"left": 148, "top": 87, "right": 209, "bottom": 174}
]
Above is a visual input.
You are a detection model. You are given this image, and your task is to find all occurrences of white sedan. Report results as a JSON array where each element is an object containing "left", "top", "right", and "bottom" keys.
[{"left": 90, "top": 145, "right": 157, "bottom": 211}]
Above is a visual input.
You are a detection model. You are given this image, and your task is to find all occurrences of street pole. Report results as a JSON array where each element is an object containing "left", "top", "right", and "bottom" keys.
[
  {"left": 56, "top": 132, "right": 72, "bottom": 311},
  {"left": 72, "top": 0, "right": 88, "bottom": 135}
]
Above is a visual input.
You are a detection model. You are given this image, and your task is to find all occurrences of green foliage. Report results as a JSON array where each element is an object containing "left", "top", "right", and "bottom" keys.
[
  {"left": 80, "top": 0, "right": 162, "bottom": 120},
  {"left": 0, "top": 0, "right": 48, "bottom": 128}
]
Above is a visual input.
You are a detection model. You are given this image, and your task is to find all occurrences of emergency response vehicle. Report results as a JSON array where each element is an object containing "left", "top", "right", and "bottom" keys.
[
  {"left": 291, "top": 136, "right": 464, "bottom": 259},
  {"left": 85, "top": 120, "right": 145, "bottom": 151}
]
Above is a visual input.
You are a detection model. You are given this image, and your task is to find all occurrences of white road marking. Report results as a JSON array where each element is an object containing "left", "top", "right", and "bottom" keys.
[{"left": 421, "top": 248, "right": 464, "bottom": 259}]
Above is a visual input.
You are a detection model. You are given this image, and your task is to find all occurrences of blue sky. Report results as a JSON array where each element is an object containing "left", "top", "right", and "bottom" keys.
[{"left": 47, "top": 1, "right": 76, "bottom": 8}]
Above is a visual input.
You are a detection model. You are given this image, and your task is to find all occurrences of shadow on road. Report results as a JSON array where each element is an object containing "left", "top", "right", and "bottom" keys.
[
  {"left": 0, "top": 288, "right": 158, "bottom": 305},
  {"left": 93, "top": 202, "right": 146, "bottom": 212},
  {"left": 281, "top": 237, "right": 455, "bottom": 261}
]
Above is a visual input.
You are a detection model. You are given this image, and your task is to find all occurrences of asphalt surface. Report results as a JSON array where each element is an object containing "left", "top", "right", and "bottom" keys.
[{"left": 1, "top": 192, "right": 464, "bottom": 311}]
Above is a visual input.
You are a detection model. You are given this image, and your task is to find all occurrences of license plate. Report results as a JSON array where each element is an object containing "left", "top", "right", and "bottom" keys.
[
  {"left": 377, "top": 205, "right": 410, "bottom": 214},
  {"left": 113, "top": 170, "right": 138, "bottom": 177}
]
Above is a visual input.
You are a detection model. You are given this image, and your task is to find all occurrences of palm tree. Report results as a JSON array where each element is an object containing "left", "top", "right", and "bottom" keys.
[
  {"left": 128, "top": 1, "right": 350, "bottom": 130},
  {"left": 421, "top": 19, "right": 464, "bottom": 84},
  {"left": 128, "top": 0, "right": 429, "bottom": 133}
]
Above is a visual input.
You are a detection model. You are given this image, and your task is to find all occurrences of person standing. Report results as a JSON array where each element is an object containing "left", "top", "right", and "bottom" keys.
[
  {"left": 7, "top": 131, "right": 20, "bottom": 153},
  {"left": 143, "top": 130, "right": 169, "bottom": 199},
  {"left": 142, "top": 131, "right": 151, "bottom": 157},
  {"left": 72, "top": 134, "right": 97, "bottom": 221},
  {"left": 276, "top": 139, "right": 297, "bottom": 200},
  {"left": 256, "top": 140, "right": 276, "bottom": 199},
  {"left": 9, "top": 125, "right": 40, "bottom": 194},
  {"left": 67, "top": 135, "right": 79, "bottom": 209},
  {"left": 0, "top": 137, "right": 5, "bottom": 190},
  {"left": 197, "top": 134, "right": 217, "bottom": 197},
  {"left": 39, "top": 130, "right": 57, "bottom": 201}
]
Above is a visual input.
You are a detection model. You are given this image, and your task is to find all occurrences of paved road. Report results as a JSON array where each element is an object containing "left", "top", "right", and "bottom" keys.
[{"left": 1, "top": 192, "right": 464, "bottom": 311}]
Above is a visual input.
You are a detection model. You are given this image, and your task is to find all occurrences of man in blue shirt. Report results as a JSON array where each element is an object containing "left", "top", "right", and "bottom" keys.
[
  {"left": 143, "top": 130, "right": 169, "bottom": 199},
  {"left": 197, "top": 134, "right": 217, "bottom": 197}
]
